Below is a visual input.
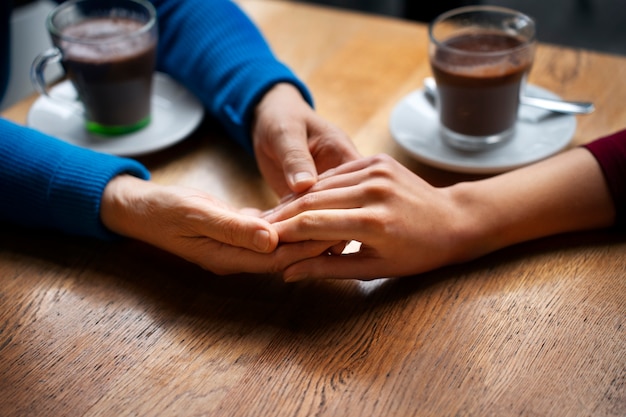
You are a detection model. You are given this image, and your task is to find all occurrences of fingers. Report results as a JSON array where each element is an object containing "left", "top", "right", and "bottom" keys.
[
  {"left": 193, "top": 206, "right": 279, "bottom": 253},
  {"left": 308, "top": 124, "right": 361, "bottom": 173},
  {"left": 282, "top": 253, "right": 387, "bottom": 282},
  {"left": 190, "top": 239, "right": 340, "bottom": 276},
  {"left": 252, "top": 83, "right": 319, "bottom": 194},
  {"left": 266, "top": 156, "right": 377, "bottom": 208},
  {"left": 265, "top": 186, "right": 363, "bottom": 225},
  {"left": 272, "top": 208, "right": 372, "bottom": 244},
  {"left": 263, "top": 163, "right": 377, "bottom": 223},
  {"left": 277, "top": 131, "right": 318, "bottom": 193},
  {"left": 252, "top": 81, "right": 361, "bottom": 197},
  {"left": 304, "top": 154, "right": 392, "bottom": 189}
]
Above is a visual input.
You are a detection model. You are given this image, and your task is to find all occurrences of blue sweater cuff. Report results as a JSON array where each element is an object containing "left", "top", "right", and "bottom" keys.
[{"left": 0, "top": 118, "right": 150, "bottom": 240}]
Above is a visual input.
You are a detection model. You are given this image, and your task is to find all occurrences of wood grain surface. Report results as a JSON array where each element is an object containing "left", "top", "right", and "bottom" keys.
[{"left": 1, "top": 1, "right": 624, "bottom": 416}]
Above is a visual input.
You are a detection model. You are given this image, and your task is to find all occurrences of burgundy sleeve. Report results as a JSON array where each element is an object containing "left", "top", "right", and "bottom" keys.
[{"left": 583, "top": 129, "right": 626, "bottom": 229}]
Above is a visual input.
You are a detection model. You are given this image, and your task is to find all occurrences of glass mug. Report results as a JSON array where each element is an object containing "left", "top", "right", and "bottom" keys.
[
  {"left": 31, "top": 0, "right": 158, "bottom": 135},
  {"left": 429, "top": 6, "right": 536, "bottom": 151}
]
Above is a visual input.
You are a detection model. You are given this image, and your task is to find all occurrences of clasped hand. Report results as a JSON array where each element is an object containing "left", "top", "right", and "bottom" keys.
[
  {"left": 102, "top": 83, "right": 477, "bottom": 281},
  {"left": 101, "top": 83, "right": 365, "bottom": 277}
]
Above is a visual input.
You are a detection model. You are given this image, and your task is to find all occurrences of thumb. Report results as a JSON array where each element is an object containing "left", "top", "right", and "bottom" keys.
[
  {"left": 202, "top": 210, "right": 279, "bottom": 253},
  {"left": 277, "top": 130, "right": 318, "bottom": 193}
]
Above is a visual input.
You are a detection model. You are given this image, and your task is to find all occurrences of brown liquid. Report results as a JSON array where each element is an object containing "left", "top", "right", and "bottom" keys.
[
  {"left": 59, "top": 17, "right": 156, "bottom": 127},
  {"left": 431, "top": 32, "right": 533, "bottom": 136}
]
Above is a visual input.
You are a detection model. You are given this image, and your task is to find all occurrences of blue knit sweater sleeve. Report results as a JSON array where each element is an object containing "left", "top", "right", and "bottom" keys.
[
  {"left": 0, "top": 0, "right": 307, "bottom": 240},
  {"left": 0, "top": 118, "right": 150, "bottom": 239},
  {"left": 151, "top": 0, "right": 313, "bottom": 153}
]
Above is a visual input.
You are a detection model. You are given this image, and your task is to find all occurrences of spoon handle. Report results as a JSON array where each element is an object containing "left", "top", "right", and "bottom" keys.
[{"left": 520, "top": 95, "right": 595, "bottom": 114}]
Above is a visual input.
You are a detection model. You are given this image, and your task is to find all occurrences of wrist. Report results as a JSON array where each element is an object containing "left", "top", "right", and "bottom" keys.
[
  {"left": 253, "top": 83, "right": 310, "bottom": 131},
  {"left": 101, "top": 174, "right": 152, "bottom": 238},
  {"left": 445, "top": 181, "right": 503, "bottom": 263}
]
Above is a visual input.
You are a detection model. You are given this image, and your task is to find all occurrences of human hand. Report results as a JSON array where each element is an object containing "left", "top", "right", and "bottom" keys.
[
  {"left": 252, "top": 83, "right": 361, "bottom": 197},
  {"left": 101, "top": 175, "right": 338, "bottom": 275},
  {"left": 264, "top": 154, "right": 475, "bottom": 281}
]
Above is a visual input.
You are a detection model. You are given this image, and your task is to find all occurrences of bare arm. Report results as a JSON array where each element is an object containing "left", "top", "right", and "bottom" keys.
[{"left": 450, "top": 147, "right": 615, "bottom": 262}]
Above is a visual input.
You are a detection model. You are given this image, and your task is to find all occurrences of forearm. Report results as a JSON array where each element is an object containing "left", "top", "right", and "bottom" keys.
[
  {"left": 151, "top": 0, "right": 312, "bottom": 152},
  {"left": 451, "top": 147, "right": 616, "bottom": 258}
]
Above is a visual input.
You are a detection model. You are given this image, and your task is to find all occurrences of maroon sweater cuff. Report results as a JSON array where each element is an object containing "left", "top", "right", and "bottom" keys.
[{"left": 583, "top": 129, "right": 626, "bottom": 229}]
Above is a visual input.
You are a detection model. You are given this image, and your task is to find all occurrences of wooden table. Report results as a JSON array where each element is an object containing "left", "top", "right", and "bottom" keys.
[{"left": 2, "top": 1, "right": 625, "bottom": 415}]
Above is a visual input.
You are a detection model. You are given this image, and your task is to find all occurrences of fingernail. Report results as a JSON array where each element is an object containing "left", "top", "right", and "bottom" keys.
[
  {"left": 253, "top": 230, "right": 271, "bottom": 252},
  {"left": 292, "top": 171, "right": 314, "bottom": 187}
]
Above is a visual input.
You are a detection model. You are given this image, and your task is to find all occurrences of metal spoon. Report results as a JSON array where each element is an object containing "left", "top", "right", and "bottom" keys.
[{"left": 423, "top": 77, "right": 595, "bottom": 115}]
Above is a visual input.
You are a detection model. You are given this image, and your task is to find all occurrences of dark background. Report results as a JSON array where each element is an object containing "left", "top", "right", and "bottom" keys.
[{"left": 294, "top": 0, "right": 626, "bottom": 56}]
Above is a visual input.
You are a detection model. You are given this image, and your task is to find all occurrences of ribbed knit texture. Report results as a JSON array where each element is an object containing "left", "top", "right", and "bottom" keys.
[
  {"left": 583, "top": 128, "right": 626, "bottom": 229},
  {"left": 1, "top": 0, "right": 312, "bottom": 239},
  {"left": 152, "top": 0, "right": 314, "bottom": 153},
  {"left": 0, "top": 119, "right": 150, "bottom": 239}
]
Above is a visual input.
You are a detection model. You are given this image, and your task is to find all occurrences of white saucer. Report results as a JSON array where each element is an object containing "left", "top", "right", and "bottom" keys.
[
  {"left": 389, "top": 84, "right": 576, "bottom": 174},
  {"left": 28, "top": 72, "right": 204, "bottom": 157}
]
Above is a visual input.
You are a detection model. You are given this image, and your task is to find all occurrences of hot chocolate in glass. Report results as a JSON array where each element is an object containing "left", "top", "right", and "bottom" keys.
[
  {"left": 32, "top": 0, "right": 157, "bottom": 135},
  {"left": 429, "top": 6, "right": 536, "bottom": 151}
]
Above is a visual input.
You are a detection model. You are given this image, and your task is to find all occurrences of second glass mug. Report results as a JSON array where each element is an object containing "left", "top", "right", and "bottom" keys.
[{"left": 429, "top": 6, "right": 536, "bottom": 151}]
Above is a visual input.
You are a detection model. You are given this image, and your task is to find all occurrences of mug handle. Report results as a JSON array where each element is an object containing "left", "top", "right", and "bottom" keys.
[
  {"left": 31, "top": 47, "right": 62, "bottom": 97},
  {"left": 30, "top": 47, "right": 83, "bottom": 115}
]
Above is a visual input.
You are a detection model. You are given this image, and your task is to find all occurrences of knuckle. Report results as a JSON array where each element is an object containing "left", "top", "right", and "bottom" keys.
[
  {"left": 296, "top": 211, "right": 323, "bottom": 230},
  {"left": 272, "top": 120, "right": 295, "bottom": 138},
  {"left": 214, "top": 215, "right": 248, "bottom": 247},
  {"left": 363, "top": 181, "right": 393, "bottom": 202},
  {"left": 294, "top": 193, "right": 320, "bottom": 211},
  {"left": 272, "top": 118, "right": 302, "bottom": 140},
  {"left": 368, "top": 157, "right": 394, "bottom": 178},
  {"left": 355, "top": 210, "right": 385, "bottom": 233}
]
